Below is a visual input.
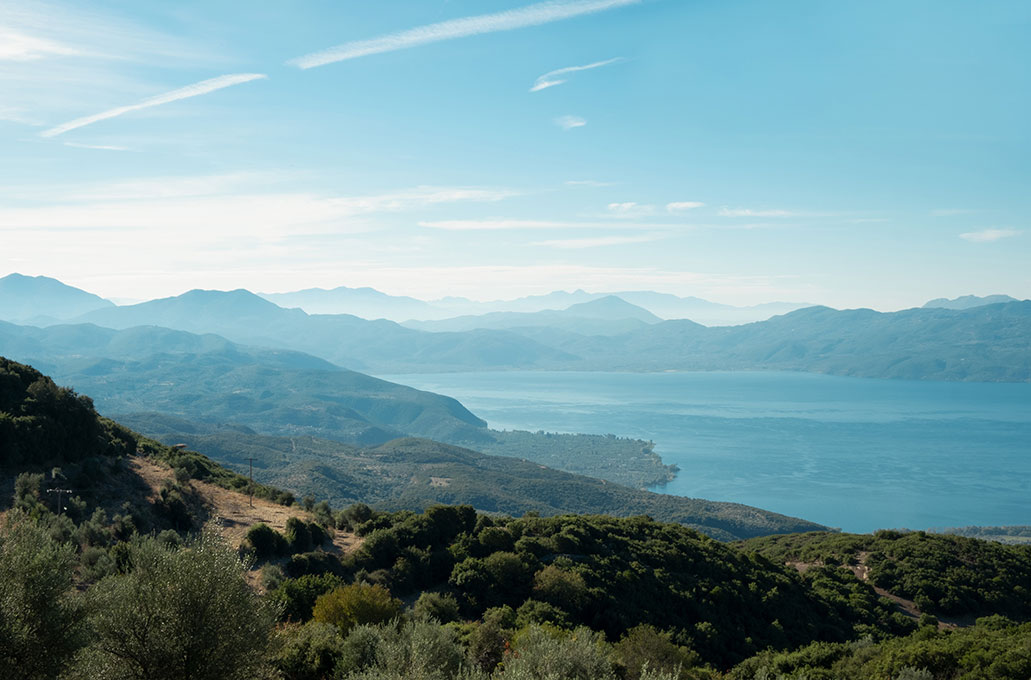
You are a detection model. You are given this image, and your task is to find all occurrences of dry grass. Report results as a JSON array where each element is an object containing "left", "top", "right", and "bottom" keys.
[{"left": 130, "top": 457, "right": 361, "bottom": 556}]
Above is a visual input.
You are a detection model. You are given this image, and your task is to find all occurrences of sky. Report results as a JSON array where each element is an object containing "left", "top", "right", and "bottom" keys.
[{"left": 2, "top": 0, "right": 1029, "bottom": 310}]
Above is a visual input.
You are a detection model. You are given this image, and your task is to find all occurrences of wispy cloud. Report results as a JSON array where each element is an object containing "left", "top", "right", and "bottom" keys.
[
  {"left": 932, "top": 208, "right": 973, "bottom": 217},
  {"left": 0, "top": 105, "right": 43, "bottom": 126},
  {"left": 289, "top": 0, "right": 640, "bottom": 69},
  {"left": 531, "top": 234, "right": 661, "bottom": 248},
  {"left": 40, "top": 73, "right": 267, "bottom": 138},
  {"left": 667, "top": 201, "right": 704, "bottom": 212},
  {"left": 719, "top": 207, "right": 797, "bottom": 217},
  {"left": 0, "top": 29, "right": 80, "bottom": 61},
  {"left": 530, "top": 56, "right": 623, "bottom": 92},
  {"left": 565, "top": 179, "right": 615, "bottom": 187},
  {"left": 63, "top": 141, "right": 132, "bottom": 151},
  {"left": 555, "top": 115, "right": 586, "bottom": 130},
  {"left": 959, "top": 228, "right": 1021, "bottom": 243},
  {"left": 606, "top": 201, "right": 655, "bottom": 218},
  {"left": 420, "top": 219, "right": 582, "bottom": 231},
  {"left": 0, "top": 178, "right": 517, "bottom": 235}
]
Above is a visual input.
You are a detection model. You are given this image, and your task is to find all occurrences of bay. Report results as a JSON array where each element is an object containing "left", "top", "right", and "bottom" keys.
[{"left": 380, "top": 371, "right": 1031, "bottom": 533}]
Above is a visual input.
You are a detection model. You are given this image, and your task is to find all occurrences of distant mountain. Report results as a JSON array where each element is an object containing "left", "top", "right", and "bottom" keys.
[
  {"left": 260, "top": 285, "right": 435, "bottom": 320},
  {"left": 0, "top": 320, "right": 671, "bottom": 488},
  {"left": 75, "top": 289, "right": 576, "bottom": 372},
  {"left": 259, "top": 283, "right": 810, "bottom": 324},
  {"left": 0, "top": 320, "right": 489, "bottom": 445},
  {"left": 0, "top": 273, "right": 113, "bottom": 323},
  {"left": 403, "top": 295, "right": 661, "bottom": 335},
  {"left": 923, "top": 294, "right": 1021, "bottom": 310}
]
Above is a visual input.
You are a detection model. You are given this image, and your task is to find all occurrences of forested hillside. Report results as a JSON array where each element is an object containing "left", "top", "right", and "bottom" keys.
[{"left": 3, "top": 358, "right": 1030, "bottom": 679}]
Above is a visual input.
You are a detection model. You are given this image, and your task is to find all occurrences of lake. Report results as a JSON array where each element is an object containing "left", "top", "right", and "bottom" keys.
[{"left": 380, "top": 371, "right": 1031, "bottom": 533}]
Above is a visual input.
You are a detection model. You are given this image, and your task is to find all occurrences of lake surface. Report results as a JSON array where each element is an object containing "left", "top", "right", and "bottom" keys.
[{"left": 380, "top": 371, "right": 1031, "bottom": 533}]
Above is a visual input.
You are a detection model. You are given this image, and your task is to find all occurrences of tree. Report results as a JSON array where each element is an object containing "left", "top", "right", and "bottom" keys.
[
  {"left": 73, "top": 527, "right": 278, "bottom": 680},
  {"left": 0, "top": 514, "right": 84, "bottom": 680},
  {"left": 311, "top": 582, "right": 400, "bottom": 634}
]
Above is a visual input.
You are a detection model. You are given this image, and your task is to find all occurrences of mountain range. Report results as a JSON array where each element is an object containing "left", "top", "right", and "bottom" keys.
[
  {"left": 2, "top": 274, "right": 1029, "bottom": 381},
  {"left": 259, "top": 284, "right": 811, "bottom": 325}
]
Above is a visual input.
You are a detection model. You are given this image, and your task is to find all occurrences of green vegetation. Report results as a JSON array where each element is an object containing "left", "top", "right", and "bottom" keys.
[
  {"left": 467, "top": 429, "right": 675, "bottom": 488},
  {"left": 4, "top": 357, "right": 1031, "bottom": 679},
  {"left": 741, "top": 530, "right": 1031, "bottom": 619},
  {"left": 118, "top": 423, "right": 823, "bottom": 541},
  {"left": 935, "top": 525, "right": 1031, "bottom": 545},
  {"left": 2, "top": 321, "right": 680, "bottom": 487}
]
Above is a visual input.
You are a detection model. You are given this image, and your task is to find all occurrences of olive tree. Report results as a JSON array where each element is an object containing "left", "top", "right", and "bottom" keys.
[
  {"left": 0, "top": 514, "right": 84, "bottom": 680},
  {"left": 72, "top": 526, "right": 279, "bottom": 680}
]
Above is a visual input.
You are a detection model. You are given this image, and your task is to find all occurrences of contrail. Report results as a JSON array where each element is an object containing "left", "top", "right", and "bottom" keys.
[
  {"left": 289, "top": 0, "right": 640, "bottom": 69},
  {"left": 531, "top": 57, "right": 623, "bottom": 91},
  {"left": 41, "top": 73, "right": 268, "bottom": 137}
]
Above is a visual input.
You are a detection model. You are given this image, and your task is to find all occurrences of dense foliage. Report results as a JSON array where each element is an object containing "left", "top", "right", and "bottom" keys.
[
  {"left": 741, "top": 531, "right": 1031, "bottom": 619},
  {"left": 3, "top": 357, "right": 1030, "bottom": 679},
  {"left": 119, "top": 423, "right": 823, "bottom": 541}
]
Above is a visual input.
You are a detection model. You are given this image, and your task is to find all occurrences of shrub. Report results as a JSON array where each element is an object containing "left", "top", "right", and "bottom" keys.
[{"left": 312, "top": 583, "right": 401, "bottom": 634}]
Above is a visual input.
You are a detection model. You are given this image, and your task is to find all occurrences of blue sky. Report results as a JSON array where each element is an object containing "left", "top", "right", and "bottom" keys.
[{"left": 2, "top": 0, "right": 1029, "bottom": 309}]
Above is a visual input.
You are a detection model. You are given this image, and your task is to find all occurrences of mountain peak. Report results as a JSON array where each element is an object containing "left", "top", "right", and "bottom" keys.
[
  {"left": 923, "top": 294, "right": 1020, "bottom": 310},
  {"left": 564, "top": 295, "right": 662, "bottom": 322},
  {"left": 0, "top": 273, "right": 114, "bottom": 322}
]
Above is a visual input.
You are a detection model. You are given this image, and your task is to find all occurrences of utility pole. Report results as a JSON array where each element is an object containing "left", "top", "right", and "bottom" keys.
[
  {"left": 47, "top": 488, "right": 73, "bottom": 515},
  {"left": 248, "top": 457, "right": 255, "bottom": 508}
]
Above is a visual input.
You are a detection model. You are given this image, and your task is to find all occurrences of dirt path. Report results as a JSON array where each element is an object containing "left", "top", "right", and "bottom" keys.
[{"left": 786, "top": 550, "right": 966, "bottom": 630}]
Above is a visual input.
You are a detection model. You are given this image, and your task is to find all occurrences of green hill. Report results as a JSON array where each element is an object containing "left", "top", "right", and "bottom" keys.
[{"left": 119, "top": 414, "right": 823, "bottom": 541}]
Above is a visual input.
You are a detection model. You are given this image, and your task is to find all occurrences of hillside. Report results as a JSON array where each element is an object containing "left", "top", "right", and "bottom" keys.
[
  {"left": 3, "top": 357, "right": 1030, "bottom": 678},
  {"left": 0, "top": 356, "right": 332, "bottom": 545},
  {"left": 0, "top": 320, "right": 673, "bottom": 487},
  {"left": 0, "top": 320, "right": 490, "bottom": 445},
  {"left": 117, "top": 414, "right": 822, "bottom": 541}
]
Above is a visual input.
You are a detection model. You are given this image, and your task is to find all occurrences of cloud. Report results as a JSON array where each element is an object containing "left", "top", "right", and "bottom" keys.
[
  {"left": 718, "top": 208, "right": 797, "bottom": 217},
  {"left": 555, "top": 115, "right": 586, "bottom": 130},
  {"left": 0, "top": 29, "right": 80, "bottom": 61},
  {"left": 40, "top": 73, "right": 267, "bottom": 137},
  {"left": 531, "top": 234, "right": 661, "bottom": 248},
  {"left": 666, "top": 201, "right": 704, "bottom": 212},
  {"left": 0, "top": 105, "right": 42, "bottom": 126},
  {"left": 959, "top": 228, "right": 1021, "bottom": 243},
  {"left": 565, "top": 179, "right": 615, "bottom": 187},
  {"left": 932, "top": 208, "right": 973, "bottom": 217},
  {"left": 420, "top": 219, "right": 586, "bottom": 231},
  {"left": 63, "top": 141, "right": 132, "bottom": 151},
  {"left": 289, "top": 0, "right": 640, "bottom": 69},
  {"left": 530, "top": 56, "right": 623, "bottom": 92},
  {"left": 605, "top": 202, "right": 660, "bottom": 218},
  {"left": 0, "top": 179, "right": 518, "bottom": 237}
]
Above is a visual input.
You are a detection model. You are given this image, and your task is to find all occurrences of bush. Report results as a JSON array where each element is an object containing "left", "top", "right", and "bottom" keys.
[
  {"left": 246, "top": 523, "right": 290, "bottom": 560},
  {"left": 72, "top": 527, "right": 279, "bottom": 680},
  {"left": 312, "top": 583, "right": 401, "bottom": 634},
  {"left": 0, "top": 514, "right": 84, "bottom": 680},
  {"left": 413, "top": 592, "right": 462, "bottom": 623}
]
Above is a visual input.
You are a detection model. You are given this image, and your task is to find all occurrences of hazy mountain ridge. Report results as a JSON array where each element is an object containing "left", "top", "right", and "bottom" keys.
[
  {"left": 0, "top": 320, "right": 490, "bottom": 445},
  {"left": 7, "top": 275, "right": 1031, "bottom": 381},
  {"left": 261, "top": 285, "right": 811, "bottom": 324},
  {"left": 402, "top": 295, "right": 661, "bottom": 335},
  {"left": 0, "top": 321, "right": 674, "bottom": 487},
  {"left": 0, "top": 273, "right": 114, "bottom": 324},
  {"left": 923, "top": 294, "right": 1021, "bottom": 309}
]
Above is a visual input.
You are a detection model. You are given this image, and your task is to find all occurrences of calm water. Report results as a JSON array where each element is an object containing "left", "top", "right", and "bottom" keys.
[{"left": 381, "top": 371, "right": 1031, "bottom": 533}]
